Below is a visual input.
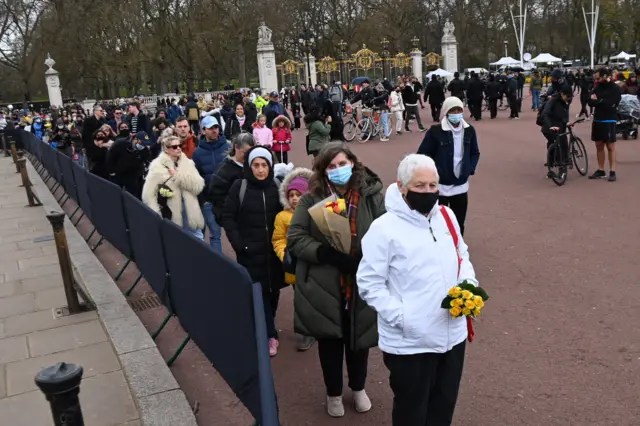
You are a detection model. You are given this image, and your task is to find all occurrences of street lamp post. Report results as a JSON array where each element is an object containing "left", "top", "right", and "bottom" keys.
[
  {"left": 337, "top": 39, "right": 348, "bottom": 82},
  {"left": 381, "top": 37, "right": 390, "bottom": 80},
  {"left": 298, "top": 31, "right": 315, "bottom": 87},
  {"left": 504, "top": 40, "right": 508, "bottom": 57}
]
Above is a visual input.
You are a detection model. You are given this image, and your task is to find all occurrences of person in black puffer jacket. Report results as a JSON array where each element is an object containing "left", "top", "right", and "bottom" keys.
[
  {"left": 209, "top": 132, "right": 255, "bottom": 222},
  {"left": 447, "top": 72, "right": 466, "bottom": 100},
  {"left": 541, "top": 85, "right": 573, "bottom": 173},
  {"left": 222, "top": 145, "right": 285, "bottom": 356}
]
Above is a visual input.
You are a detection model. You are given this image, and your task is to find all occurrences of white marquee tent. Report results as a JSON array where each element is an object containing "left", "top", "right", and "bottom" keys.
[
  {"left": 490, "top": 56, "right": 521, "bottom": 66},
  {"left": 426, "top": 68, "right": 454, "bottom": 78},
  {"left": 610, "top": 51, "right": 637, "bottom": 60},
  {"left": 530, "top": 53, "right": 562, "bottom": 63}
]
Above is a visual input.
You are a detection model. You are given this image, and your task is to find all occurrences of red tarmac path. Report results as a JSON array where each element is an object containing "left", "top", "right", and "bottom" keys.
[{"left": 57, "top": 100, "right": 640, "bottom": 425}]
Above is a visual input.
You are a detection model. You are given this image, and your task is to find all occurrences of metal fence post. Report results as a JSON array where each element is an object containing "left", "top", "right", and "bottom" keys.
[
  {"left": 17, "top": 158, "right": 42, "bottom": 207},
  {"left": 46, "top": 211, "right": 82, "bottom": 314},
  {"left": 2, "top": 133, "right": 9, "bottom": 157},
  {"left": 9, "top": 140, "right": 20, "bottom": 173},
  {"left": 35, "top": 362, "right": 85, "bottom": 426}
]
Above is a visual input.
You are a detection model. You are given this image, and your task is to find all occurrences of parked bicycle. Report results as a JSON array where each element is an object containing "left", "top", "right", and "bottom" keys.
[
  {"left": 356, "top": 108, "right": 385, "bottom": 143},
  {"left": 342, "top": 104, "right": 358, "bottom": 142},
  {"left": 547, "top": 118, "right": 588, "bottom": 186}
]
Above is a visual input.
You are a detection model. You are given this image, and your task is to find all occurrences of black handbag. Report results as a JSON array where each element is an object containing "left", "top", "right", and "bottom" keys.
[
  {"left": 282, "top": 247, "right": 297, "bottom": 274},
  {"left": 157, "top": 176, "right": 174, "bottom": 220}
]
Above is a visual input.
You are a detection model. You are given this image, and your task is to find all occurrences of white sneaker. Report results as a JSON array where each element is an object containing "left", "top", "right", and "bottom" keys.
[
  {"left": 353, "top": 390, "right": 372, "bottom": 413},
  {"left": 326, "top": 396, "right": 345, "bottom": 417}
]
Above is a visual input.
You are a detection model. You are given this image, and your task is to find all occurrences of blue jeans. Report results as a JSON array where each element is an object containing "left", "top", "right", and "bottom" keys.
[
  {"left": 532, "top": 89, "right": 541, "bottom": 109},
  {"left": 202, "top": 202, "right": 222, "bottom": 252},
  {"left": 380, "top": 111, "right": 390, "bottom": 138},
  {"left": 182, "top": 201, "right": 204, "bottom": 240},
  {"left": 74, "top": 151, "right": 86, "bottom": 169}
]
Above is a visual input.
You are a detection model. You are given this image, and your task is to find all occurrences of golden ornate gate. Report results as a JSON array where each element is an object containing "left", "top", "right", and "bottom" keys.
[
  {"left": 316, "top": 56, "right": 340, "bottom": 84},
  {"left": 277, "top": 59, "right": 304, "bottom": 87},
  {"left": 346, "top": 45, "right": 384, "bottom": 81}
]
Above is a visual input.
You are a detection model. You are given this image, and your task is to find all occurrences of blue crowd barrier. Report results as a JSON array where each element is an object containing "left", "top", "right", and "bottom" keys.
[{"left": 19, "top": 131, "right": 279, "bottom": 426}]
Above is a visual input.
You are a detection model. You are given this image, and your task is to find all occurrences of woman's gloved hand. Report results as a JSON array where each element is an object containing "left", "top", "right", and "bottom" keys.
[{"left": 316, "top": 245, "right": 360, "bottom": 274}]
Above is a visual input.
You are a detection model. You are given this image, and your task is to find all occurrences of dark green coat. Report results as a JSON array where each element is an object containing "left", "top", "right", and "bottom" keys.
[{"left": 287, "top": 169, "right": 386, "bottom": 350}]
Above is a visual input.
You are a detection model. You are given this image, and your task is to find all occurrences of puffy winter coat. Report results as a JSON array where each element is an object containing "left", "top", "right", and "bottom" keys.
[
  {"left": 209, "top": 157, "right": 243, "bottom": 222},
  {"left": 287, "top": 167, "right": 386, "bottom": 350},
  {"left": 357, "top": 184, "right": 478, "bottom": 355},
  {"left": 192, "top": 135, "right": 230, "bottom": 194},
  {"left": 222, "top": 146, "right": 285, "bottom": 294},
  {"left": 142, "top": 152, "right": 205, "bottom": 230}
]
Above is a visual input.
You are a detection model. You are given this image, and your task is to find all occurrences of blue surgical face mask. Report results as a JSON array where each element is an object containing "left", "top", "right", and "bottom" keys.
[
  {"left": 135, "top": 143, "right": 145, "bottom": 150},
  {"left": 507, "top": 75, "right": 513, "bottom": 79},
  {"left": 327, "top": 164, "right": 353, "bottom": 186},
  {"left": 448, "top": 113, "right": 463, "bottom": 124}
]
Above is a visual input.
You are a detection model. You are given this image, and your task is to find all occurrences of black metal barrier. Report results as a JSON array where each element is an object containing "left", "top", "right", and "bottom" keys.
[{"left": 19, "top": 131, "right": 279, "bottom": 426}]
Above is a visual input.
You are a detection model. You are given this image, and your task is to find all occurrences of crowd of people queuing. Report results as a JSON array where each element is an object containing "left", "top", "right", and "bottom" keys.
[{"left": 0, "top": 75, "right": 488, "bottom": 424}]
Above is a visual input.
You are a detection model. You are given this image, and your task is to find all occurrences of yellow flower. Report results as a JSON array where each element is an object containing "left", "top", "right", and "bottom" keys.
[
  {"left": 464, "top": 300, "right": 476, "bottom": 310},
  {"left": 448, "top": 286, "right": 462, "bottom": 298},
  {"left": 474, "top": 297, "right": 484, "bottom": 308},
  {"left": 450, "top": 299, "right": 457, "bottom": 307},
  {"left": 473, "top": 307, "right": 481, "bottom": 316},
  {"left": 462, "top": 308, "right": 471, "bottom": 316},
  {"left": 461, "top": 290, "right": 473, "bottom": 300},
  {"left": 449, "top": 307, "right": 462, "bottom": 318},
  {"left": 454, "top": 298, "right": 464, "bottom": 307}
]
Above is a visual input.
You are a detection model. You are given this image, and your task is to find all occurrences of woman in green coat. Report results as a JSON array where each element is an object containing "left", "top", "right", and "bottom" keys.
[
  {"left": 287, "top": 142, "right": 386, "bottom": 418},
  {"left": 304, "top": 106, "right": 332, "bottom": 157}
]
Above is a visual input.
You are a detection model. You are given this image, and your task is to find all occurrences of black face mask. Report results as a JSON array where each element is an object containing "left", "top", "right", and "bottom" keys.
[
  {"left": 405, "top": 190, "right": 439, "bottom": 215},
  {"left": 119, "top": 129, "right": 130, "bottom": 137}
]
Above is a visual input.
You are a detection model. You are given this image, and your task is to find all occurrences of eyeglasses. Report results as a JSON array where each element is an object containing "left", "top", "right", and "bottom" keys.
[
  {"left": 168, "top": 145, "right": 182, "bottom": 150},
  {"left": 115, "top": 112, "right": 122, "bottom": 115}
]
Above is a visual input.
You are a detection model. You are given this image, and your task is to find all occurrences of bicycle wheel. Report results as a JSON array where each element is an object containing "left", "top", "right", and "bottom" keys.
[
  {"left": 343, "top": 119, "right": 357, "bottom": 142},
  {"left": 547, "top": 143, "right": 567, "bottom": 186},
  {"left": 356, "top": 119, "right": 372, "bottom": 143},
  {"left": 571, "top": 135, "right": 588, "bottom": 176}
]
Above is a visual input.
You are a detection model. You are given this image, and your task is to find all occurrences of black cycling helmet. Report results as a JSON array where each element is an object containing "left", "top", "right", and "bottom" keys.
[{"left": 551, "top": 69, "right": 563, "bottom": 80}]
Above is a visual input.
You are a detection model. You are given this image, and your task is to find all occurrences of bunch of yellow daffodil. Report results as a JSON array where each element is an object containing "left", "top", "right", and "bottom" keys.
[{"left": 441, "top": 281, "right": 489, "bottom": 319}]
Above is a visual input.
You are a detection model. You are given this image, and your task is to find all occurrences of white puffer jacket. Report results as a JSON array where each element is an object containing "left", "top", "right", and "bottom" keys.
[
  {"left": 357, "top": 183, "right": 478, "bottom": 355},
  {"left": 390, "top": 91, "right": 405, "bottom": 113}
]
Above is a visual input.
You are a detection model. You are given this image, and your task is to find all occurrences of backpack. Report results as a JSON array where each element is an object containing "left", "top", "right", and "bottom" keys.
[
  {"left": 535, "top": 88, "right": 554, "bottom": 126},
  {"left": 329, "top": 85, "right": 343, "bottom": 103}
]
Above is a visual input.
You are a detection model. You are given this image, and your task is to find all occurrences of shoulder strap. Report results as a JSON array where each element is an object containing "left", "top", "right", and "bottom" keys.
[
  {"left": 239, "top": 179, "right": 247, "bottom": 207},
  {"left": 440, "top": 205, "right": 462, "bottom": 278}
]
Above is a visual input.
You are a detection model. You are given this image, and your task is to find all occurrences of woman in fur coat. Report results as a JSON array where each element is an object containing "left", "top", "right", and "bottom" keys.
[{"left": 142, "top": 135, "right": 206, "bottom": 239}]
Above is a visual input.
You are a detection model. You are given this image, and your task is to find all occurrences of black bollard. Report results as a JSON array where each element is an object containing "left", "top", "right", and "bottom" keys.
[
  {"left": 17, "top": 158, "right": 42, "bottom": 206},
  {"left": 46, "top": 211, "right": 82, "bottom": 314},
  {"left": 35, "top": 362, "right": 85, "bottom": 426}
]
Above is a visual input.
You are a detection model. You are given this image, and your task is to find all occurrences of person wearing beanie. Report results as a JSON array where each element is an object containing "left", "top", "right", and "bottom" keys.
[
  {"left": 271, "top": 167, "right": 315, "bottom": 351},
  {"left": 417, "top": 96, "right": 480, "bottom": 235},
  {"left": 222, "top": 145, "right": 285, "bottom": 357}
]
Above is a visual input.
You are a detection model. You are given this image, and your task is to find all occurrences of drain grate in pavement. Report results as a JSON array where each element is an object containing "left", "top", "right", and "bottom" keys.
[{"left": 129, "top": 294, "right": 163, "bottom": 312}]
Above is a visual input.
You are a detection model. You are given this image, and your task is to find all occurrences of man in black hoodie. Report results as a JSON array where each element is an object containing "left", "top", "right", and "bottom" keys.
[
  {"left": 588, "top": 67, "right": 622, "bottom": 181},
  {"left": 424, "top": 74, "right": 445, "bottom": 122},
  {"left": 448, "top": 72, "right": 465, "bottom": 100},
  {"left": 466, "top": 72, "right": 485, "bottom": 121},
  {"left": 485, "top": 74, "right": 501, "bottom": 119}
]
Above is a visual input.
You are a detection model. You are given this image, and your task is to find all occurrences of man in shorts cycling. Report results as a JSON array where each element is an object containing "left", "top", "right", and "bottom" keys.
[{"left": 588, "top": 67, "right": 621, "bottom": 181}]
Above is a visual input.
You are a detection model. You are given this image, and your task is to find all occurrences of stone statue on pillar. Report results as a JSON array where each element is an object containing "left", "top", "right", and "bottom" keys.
[
  {"left": 256, "top": 23, "right": 278, "bottom": 93},
  {"left": 44, "top": 53, "right": 63, "bottom": 108},
  {"left": 441, "top": 21, "right": 459, "bottom": 74}
]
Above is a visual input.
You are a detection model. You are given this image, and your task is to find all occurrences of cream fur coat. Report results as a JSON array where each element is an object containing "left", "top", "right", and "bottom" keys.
[{"left": 142, "top": 152, "right": 205, "bottom": 230}]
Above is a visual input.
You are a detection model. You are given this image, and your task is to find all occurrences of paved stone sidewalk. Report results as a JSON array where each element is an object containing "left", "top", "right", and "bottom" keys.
[{"left": 0, "top": 156, "right": 140, "bottom": 425}]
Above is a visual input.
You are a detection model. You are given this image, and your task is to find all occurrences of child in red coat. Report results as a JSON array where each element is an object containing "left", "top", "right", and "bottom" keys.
[{"left": 272, "top": 115, "right": 292, "bottom": 164}]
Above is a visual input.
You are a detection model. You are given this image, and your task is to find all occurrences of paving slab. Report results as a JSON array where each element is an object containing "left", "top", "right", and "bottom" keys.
[
  {"left": 0, "top": 293, "right": 36, "bottom": 319},
  {"left": 0, "top": 389, "right": 51, "bottom": 426},
  {"left": 6, "top": 341, "right": 121, "bottom": 396},
  {"left": 34, "top": 286, "right": 68, "bottom": 310},
  {"left": 0, "top": 335, "right": 29, "bottom": 363},
  {"left": 27, "top": 320, "right": 107, "bottom": 357},
  {"left": 80, "top": 371, "right": 140, "bottom": 426},
  {"left": 3, "top": 308, "right": 97, "bottom": 337}
]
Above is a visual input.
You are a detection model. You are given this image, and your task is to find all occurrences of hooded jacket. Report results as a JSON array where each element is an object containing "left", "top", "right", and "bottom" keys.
[
  {"left": 417, "top": 117, "right": 480, "bottom": 187},
  {"left": 272, "top": 116, "right": 292, "bottom": 152},
  {"left": 142, "top": 152, "right": 206, "bottom": 230},
  {"left": 209, "top": 156, "right": 243, "bottom": 222},
  {"left": 221, "top": 146, "right": 284, "bottom": 294},
  {"left": 287, "top": 167, "right": 386, "bottom": 350},
  {"left": 357, "top": 184, "right": 478, "bottom": 355},
  {"left": 272, "top": 168, "right": 312, "bottom": 285}
]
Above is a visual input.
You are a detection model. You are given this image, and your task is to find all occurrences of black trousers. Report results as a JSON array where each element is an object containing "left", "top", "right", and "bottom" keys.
[
  {"left": 469, "top": 99, "right": 482, "bottom": 120},
  {"left": 429, "top": 103, "right": 442, "bottom": 122},
  {"left": 508, "top": 96, "right": 519, "bottom": 118},
  {"left": 405, "top": 105, "right": 424, "bottom": 130},
  {"left": 438, "top": 192, "right": 468, "bottom": 236},
  {"left": 383, "top": 341, "right": 466, "bottom": 426},
  {"left": 275, "top": 151, "right": 288, "bottom": 164},
  {"left": 317, "top": 313, "right": 369, "bottom": 397},
  {"left": 489, "top": 98, "right": 498, "bottom": 119}
]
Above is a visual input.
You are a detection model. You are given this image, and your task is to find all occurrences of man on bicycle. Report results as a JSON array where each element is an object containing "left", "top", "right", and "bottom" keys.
[{"left": 540, "top": 85, "right": 573, "bottom": 177}]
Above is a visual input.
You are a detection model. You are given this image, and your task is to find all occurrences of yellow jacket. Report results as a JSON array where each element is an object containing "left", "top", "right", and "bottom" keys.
[
  {"left": 254, "top": 96, "right": 268, "bottom": 114},
  {"left": 272, "top": 209, "right": 295, "bottom": 285}
]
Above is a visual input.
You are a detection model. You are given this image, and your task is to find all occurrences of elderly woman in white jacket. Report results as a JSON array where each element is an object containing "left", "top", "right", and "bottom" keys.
[
  {"left": 357, "top": 153, "right": 478, "bottom": 426},
  {"left": 142, "top": 135, "right": 206, "bottom": 239}
]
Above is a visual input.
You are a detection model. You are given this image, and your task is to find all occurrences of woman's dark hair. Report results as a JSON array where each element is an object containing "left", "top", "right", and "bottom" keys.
[
  {"left": 229, "top": 132, "right": 255, "bottom": 156},
  {"left": 92, "top": 129, "right": 106, "bottom": 139},
  {"left": 304, "top": 105, "right": 323, "bottom": 124},
  {"left": 234, "top": 103, "right": 245, "bottom": 112},
  {"left": 596, "top": 67, "right": 611, "bottom": 77},
  {"left": 309, "top": 142, "right": 368, "bottom": 197},
  {"left": 118, "top": 121, "right": 129, "bottom": 130}
]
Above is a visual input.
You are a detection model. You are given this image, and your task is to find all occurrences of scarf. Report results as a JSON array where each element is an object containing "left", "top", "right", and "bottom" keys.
[{"left": 341, "top": 189, "right": 361, "bottom": 309}]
